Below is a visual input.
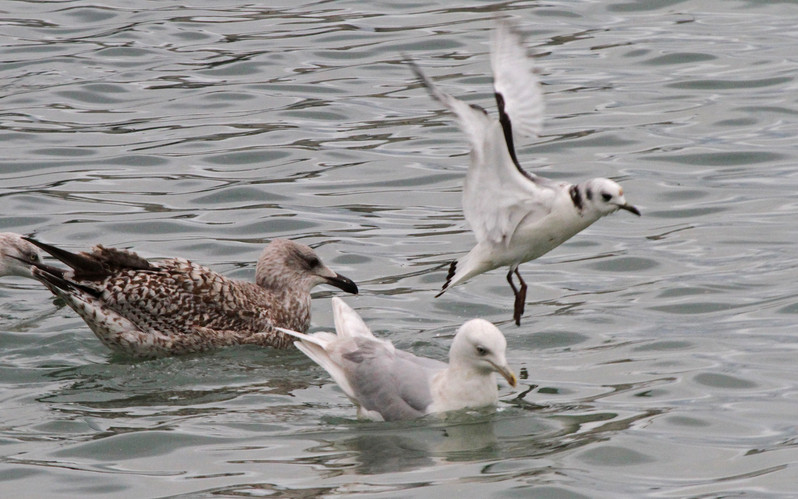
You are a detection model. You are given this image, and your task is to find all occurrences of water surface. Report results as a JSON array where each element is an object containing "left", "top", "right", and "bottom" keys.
[{"left": 3, "top": 0, "right": 798, "bottom": 496}]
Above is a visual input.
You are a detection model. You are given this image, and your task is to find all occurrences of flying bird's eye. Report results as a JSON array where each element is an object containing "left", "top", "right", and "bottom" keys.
[
  {"left": 476, "top": 345, "right": 488, "bottom": 356},
  {"left": 601, "top": 193, "right": 613, "bottom": 202}
]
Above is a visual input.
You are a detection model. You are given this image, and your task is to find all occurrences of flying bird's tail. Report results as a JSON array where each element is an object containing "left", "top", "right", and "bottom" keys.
[
  {"left": 436, "top": 248, "right": 493, "bottom": 297},
  {"left": 435, "top": 260, "right": 458, "bottom": 297}
]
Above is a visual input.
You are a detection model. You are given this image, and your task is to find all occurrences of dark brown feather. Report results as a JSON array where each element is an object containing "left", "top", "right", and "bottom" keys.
[{"left": 24, "top": 237, "right": 151, "bottom": 281}]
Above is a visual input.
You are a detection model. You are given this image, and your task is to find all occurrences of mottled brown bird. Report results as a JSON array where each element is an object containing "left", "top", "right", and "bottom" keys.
[{"left": 25, "top": 237, "right": 358, "bottom": 358}]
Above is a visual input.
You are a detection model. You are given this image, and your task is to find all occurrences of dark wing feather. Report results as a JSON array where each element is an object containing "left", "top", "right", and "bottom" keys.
[{"left": 23, "top": 237, "right": 151, "bottom": 281}]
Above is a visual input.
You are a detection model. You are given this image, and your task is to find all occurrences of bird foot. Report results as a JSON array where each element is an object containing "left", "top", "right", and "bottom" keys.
[{"left": 513, "top": 285, "right": 527, "bottom": 326}]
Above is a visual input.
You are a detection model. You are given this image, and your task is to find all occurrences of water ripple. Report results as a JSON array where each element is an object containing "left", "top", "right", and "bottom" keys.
[{"left": 2, "top": 0, "right": 798, "bottom": 497}]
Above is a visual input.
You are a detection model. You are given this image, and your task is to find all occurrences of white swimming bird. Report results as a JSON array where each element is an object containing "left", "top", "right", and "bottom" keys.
[
  {"left": 410, "top": 21, "right": 640, "bottom": 325},
  {"left": 278, "top": 297, "right": 517, "bottom": 421}
]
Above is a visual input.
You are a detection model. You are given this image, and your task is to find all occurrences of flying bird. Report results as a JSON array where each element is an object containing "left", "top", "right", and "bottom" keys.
[{"left": 410, "top": 21, "right": 640, "bottom": 325}]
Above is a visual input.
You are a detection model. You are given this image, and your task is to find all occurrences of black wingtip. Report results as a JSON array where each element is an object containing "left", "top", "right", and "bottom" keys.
[
  {"left": 31, "top": 264, "right": 100, "bottom": 298},
  {"left": 406, "top": 58, "right": 429, "bottom": 89},
  {"left": 406, "top": 57, "right": 445, "bottom": 104},
  {"left": 23, "top": 236, "right": 106, "bottom": 279},
  {"left": 404, "top": 54, "right": 420, "bottom": 74},
  {"left": 31, "top": 265, "right": 68, "bottom": 292},
  {"left": 7, "top": 254, "right": 64, "bottom": 279}
]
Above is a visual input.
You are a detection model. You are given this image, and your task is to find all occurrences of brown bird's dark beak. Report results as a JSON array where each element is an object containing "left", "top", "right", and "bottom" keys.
[{"left": 325, "top": 273, "right": 358, "bottom": 294}]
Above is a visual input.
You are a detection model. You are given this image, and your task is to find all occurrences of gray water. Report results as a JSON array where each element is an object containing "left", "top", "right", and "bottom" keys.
[{"left": 2, "top": 0, "right": 798, "bottom": 496}]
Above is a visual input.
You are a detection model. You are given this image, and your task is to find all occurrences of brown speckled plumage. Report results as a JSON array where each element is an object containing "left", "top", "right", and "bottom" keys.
[{"left": 25, "top": 238, "right": 358, "bottom": 358}]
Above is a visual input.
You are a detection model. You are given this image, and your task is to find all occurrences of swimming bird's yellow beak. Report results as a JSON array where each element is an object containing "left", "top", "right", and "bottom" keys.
[{"left": 495, "top": 364, "right": 518, "bottom": 387}]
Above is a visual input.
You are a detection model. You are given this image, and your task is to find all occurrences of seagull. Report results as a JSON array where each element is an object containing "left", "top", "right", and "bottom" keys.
[
  {"left": 0, "top": 232, "right": 46, "bottom": 278},
  {"left": 410, "top": 21, "right": 640, "bottom": 325},
  {"left": 277, "top": 297, "right": 517, "bottom": 421},
  {"left": 24, "top": 237, "right": 358, "bottom": 358}
]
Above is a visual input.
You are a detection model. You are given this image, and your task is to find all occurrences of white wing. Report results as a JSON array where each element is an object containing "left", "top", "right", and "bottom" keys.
[
  {"left": 462, "top": 122, "right": 557, "bottom": 245},
  {"left": 331, "top": 296, "right": 377, "bottom": 340},
  {"left": 409, "top": 59, "right": 494, "bottom": 164},
  {"left": 412, "top": 61, "right": 551, "bottom": 245},
  {"left": 411, "top": 39, "right": 556, "bottom": 246},
  {"left": 335, "top": 338, "right": 441, "bottom": 421},
  {"left": 462, "top": 20, "right": 552, "bottom": 245},
  {"left": 276, "top": 326, "right": 362, "bottom": 403},
  {"left": 491, "top": 20, "right": 545, "bottom": 140}
]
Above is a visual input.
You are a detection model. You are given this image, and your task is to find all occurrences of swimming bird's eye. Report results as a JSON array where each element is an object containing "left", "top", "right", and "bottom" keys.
[
  {"left": 28, "top": 252, "right": 39, "bottom": 262},
  {"left": 307, "top": 257, "right": 320, "bottom": 268},
  {"left": 601, "top": 193, "right": 613, "bottom": 202},
  {"left": 476, "top": 346, "right": 488, "bottom": 356}
]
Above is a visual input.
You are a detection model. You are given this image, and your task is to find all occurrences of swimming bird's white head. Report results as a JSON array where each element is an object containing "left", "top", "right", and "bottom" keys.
[
  {"left": 449, "top": 318, "right": 517, "bottom": 387},
  {"left": 255, "top": 239, "right": 358, "bottom": 295},
  {"left": 578, "top": 178, "right": 641, "bottom": 217},
  {"left": 0, "top": 233, "right": 43, "bottom": 278}
]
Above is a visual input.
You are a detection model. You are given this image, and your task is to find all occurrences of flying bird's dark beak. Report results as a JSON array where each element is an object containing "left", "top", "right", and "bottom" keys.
[
  {"left": 620, "top": 204, "right": 641, "bottom": 216},
  {"left": 325, "top": 273, "right": 359, "bottom": 295}
]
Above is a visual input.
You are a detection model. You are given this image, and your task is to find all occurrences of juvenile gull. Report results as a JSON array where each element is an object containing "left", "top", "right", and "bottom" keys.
[
  {"left": 0, "top": 232, "right": 48, "bottom": 278},
  {"left": 410, "top": 21, "right": 640, "bottom": 325},
  {"left": 25, "top": 237, "right": 358, "bottom": 358},
  {"left": 278, "top": 297, "right": 517, "bottom": 421}
]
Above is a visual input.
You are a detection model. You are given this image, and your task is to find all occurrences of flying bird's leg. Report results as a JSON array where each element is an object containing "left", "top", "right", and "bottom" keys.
[
  {"left": 506, "top": 268, "right": 518, "bottom": 295},
  {"left": 506, "top": 268, "right": 527, "bottom": 326},
  {"left": 514, "top": 269, "right": 527, "bottom": 317}
]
